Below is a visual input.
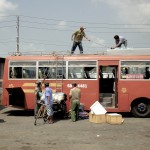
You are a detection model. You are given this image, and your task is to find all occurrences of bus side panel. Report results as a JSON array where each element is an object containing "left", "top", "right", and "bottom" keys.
[
  {"left": 2, "top": 59, "right": 9, "bottom": 106},
  {"left": 118, "top": 93, "right": 129, "bottom": 111},
  {"left": 24, "top": 93, "right": 35, "bottom": 109},
  {"left": 118, "top": 81, "right": 150, "bottom": 113},
  {"left": 3, "top": 63, "right": 36, "bottom": 109},
  {"left": 63, "top": 80, "right": 99, "bottom": 111}
]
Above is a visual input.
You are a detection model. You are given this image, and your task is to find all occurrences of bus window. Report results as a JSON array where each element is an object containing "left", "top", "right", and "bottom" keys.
[
  {"left": 38, "top": 60, "right": 66, "bottom": 79},
  {"left": 22, "top": 67, "right": 36, "bottom": 78},
  {"left": 9, "top": 67, "right": 36, "bottom": 79},
  {"left": 121, "top": 61, "right": 150, "bottom": 79},
  {"left": 9, "top": 61, "right": 36, "bottom": 79},
  {"left": 68, "top": 61, "right": 97, "bottom": 79},
  {"left": 84, "top": 67, "right": 96, "bottom": 79},
  {"left": 38, "top": 67, "right": 66, "bottom": 79},
  {"left": 38, "top": 67, "right": 53, "bottom": 79},
  {"left": 68, "top": 67, "right": 82, "bottom": 79},
  {"left": 9, "top": 67, "right": 22, "bottom": 78}
]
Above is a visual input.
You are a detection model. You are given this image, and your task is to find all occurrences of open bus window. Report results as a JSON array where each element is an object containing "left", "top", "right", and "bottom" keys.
[
  {"left": 68, "top": 67, "right": 97, "bottom": 79},
  {"left": 38, "top": 67, "right": 66, "bottom": 79},
  {"left": 68, "top": 67, "right": 82, "bottom": 79},
  {"left": 9, "top": 67, "right": 22, "bottom": 78},
  {"left": 9, "top": 61, "right": 36, "bottom": 79},
  {"left": 9, "top": 67, "right": 36, "bottom": 79},
  {"left": 68, "top": 61, "right": 97, "bottom": 79},
  {"left": 84, "top": 67, "right": 96, "bottom": 79},
  {"left": 38, "top": 67, "right": 52, "bottom": 79},
  {"left": 121, "top": 61, "right": 150, "bottom": 79},
  {"left": 22, "top": 67, "right": 36, "bottom": 78}
]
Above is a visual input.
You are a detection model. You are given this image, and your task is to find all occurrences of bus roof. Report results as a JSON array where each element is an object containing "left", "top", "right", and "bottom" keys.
[{"left": 6, "top": 48, "right": 150, "bottom": 61}]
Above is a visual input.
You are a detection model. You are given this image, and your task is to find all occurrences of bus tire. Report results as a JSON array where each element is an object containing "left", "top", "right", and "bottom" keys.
[{"left": 131, "top": 100, "right": 150, "bottom": 118}]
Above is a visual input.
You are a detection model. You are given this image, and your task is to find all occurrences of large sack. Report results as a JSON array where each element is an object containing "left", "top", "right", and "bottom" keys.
[{"left": 53, "top": 92, "right": 66, "bottom": 103}]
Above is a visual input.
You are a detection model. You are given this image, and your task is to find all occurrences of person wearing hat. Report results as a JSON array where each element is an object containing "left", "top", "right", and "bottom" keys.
[
  {"left": 71, "top": 27, "right": 90, "bottom": 54},
  {"left": 34, "top": 80, "right": 43, "bottom": 117},
  {"left": 69, "top": 82, "right": 81, "bottom": 122}
]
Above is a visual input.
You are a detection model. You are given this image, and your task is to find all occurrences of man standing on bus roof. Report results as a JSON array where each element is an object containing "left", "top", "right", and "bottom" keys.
[
  {"left": 111, "top": 35, "right": 127, "bottom": 49},
  {"left": 69, "top": 82, "right": 81, "bottom": 122},
  {"left": 71, "top": 26, "right": 90, "bottom": 54}
]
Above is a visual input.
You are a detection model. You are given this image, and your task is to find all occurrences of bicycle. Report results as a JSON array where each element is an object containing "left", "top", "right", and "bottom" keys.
[{"left": 34, "top": 101, "right": 48, "bottom": 126}]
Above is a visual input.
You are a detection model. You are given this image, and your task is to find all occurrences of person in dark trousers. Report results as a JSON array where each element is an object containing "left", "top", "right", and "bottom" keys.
[
  {"left": 71, "top": 27, "right": 90, "bottom": 54},
  {"left": 69, "top": 82, "right": 81, "bottom": 122},
  {"left": 111, "top": 35, "right": 127, "bottom": 49},
  {"left": 34, "top": 80, "right": 42, "bottom": 117},
  {"left": 44, "top": 82, "right": 54, "bottom": 124}
]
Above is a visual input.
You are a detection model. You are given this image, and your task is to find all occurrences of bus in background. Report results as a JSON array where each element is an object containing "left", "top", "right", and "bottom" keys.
[
  {"left": 0, "top": 57, "right": 5, "bottom": 104},
  {"left": 2, "top": 50, "right": 150, "bottom": 118}
]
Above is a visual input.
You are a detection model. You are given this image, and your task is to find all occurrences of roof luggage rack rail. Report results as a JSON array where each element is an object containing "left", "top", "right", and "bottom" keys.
[
  {"left": 8, "top": 50, "right": 107, "bottom": 56},
  {"left": 8, "top": 48, "right": 150, "bottom": 56}
]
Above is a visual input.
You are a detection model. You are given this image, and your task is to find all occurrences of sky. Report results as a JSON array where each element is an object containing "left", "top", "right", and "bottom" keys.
[{"left": 0, "top": 0, "right": 150, "bottom": 57}]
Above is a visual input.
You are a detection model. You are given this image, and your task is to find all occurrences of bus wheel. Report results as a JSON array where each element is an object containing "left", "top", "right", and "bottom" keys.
[{"left": 132, "top": 101, "right": 150, "bottom": 118}]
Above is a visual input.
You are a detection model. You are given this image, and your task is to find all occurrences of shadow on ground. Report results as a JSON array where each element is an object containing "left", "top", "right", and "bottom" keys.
[
  {"left": 0, "top": 119, "right": 5, "bottom": 123},
  {"left": 114, "top": 112, "right": 134, "bottom": 118},
  {"left": 2, "top": 108, "right": 134, "bottom": 118},
  {"left": 2, "top": 109, "right": 70, "bottom": 121},
  {"left": 0, "top": 105, "right": 6, "bottom": 111}
]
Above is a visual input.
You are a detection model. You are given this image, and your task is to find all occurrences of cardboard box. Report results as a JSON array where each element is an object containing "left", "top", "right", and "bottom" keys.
[
  {"left": 106, "top": 113, "right": 124, "bottom": 125},
  {"left": 89, "top": 112, "right": 106, "bottom": 123},
  {"left": 90, "top": 101, "right": 107, "bottom": 115}
]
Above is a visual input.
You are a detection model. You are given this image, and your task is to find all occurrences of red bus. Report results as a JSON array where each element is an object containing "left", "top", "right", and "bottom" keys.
[{"left": 2, "top": 52, "right": 150, "bottom": 117}]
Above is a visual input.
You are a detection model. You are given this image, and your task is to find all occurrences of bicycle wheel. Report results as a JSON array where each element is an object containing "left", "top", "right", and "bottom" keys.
[
  {"left": 34, "top": 107, "right": 43, "bottom": 126},
  {"left": 43, "top": 108, "right": 48, "bottom": 123}
]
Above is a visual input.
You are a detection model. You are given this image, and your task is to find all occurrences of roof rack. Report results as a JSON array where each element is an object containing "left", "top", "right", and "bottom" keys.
[
  {"left": 8, "top": 50, "right": 106, "bottom": 56},
  {"left": 8, "top": 48, "right": 150, "bottom": 56}
]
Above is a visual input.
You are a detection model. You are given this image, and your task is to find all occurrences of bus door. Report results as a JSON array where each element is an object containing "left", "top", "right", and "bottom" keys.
[
  {"left": 6, "top": 87, "right": 25, "bottom": 107},
  {"left": 99, "top": 61, "right": 119, "bottom": 108}
]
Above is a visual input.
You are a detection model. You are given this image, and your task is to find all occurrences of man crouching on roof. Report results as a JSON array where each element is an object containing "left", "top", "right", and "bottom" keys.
[{"left": 111, "top": 35, "right": 127, "bottom": 49}]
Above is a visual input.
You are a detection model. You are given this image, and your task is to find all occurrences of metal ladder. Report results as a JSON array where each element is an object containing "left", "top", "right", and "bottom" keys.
[{"left": 55, "top": 54, "right": 64, "bottom": 92}]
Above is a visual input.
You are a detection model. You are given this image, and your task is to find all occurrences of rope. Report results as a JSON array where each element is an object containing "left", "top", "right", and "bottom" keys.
[{"left": 90, "top": 40, "right": 110, "bottom": 49}]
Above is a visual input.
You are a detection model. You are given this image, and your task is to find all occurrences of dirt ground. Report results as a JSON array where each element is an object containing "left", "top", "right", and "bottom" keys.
[{"left": 0, "top": 105, "right": 150, "bottom": 150}]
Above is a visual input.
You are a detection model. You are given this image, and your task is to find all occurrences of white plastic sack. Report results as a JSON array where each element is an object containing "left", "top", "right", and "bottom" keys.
[
  {"left": 53, "top": 92, "right": 65, "bottom": 103},
  {"left": 40, "top": 92, "right": 45, "bottom": 101}
]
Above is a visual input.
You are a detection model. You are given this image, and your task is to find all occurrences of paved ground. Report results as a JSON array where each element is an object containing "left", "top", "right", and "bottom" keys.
[{"left": 0, "top": 105, "right": 150, "bottom": 150}]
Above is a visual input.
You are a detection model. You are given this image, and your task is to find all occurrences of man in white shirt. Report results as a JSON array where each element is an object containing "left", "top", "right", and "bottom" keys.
[{"left": 111, "top": 35, "right": 127, "bottom": 49}]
